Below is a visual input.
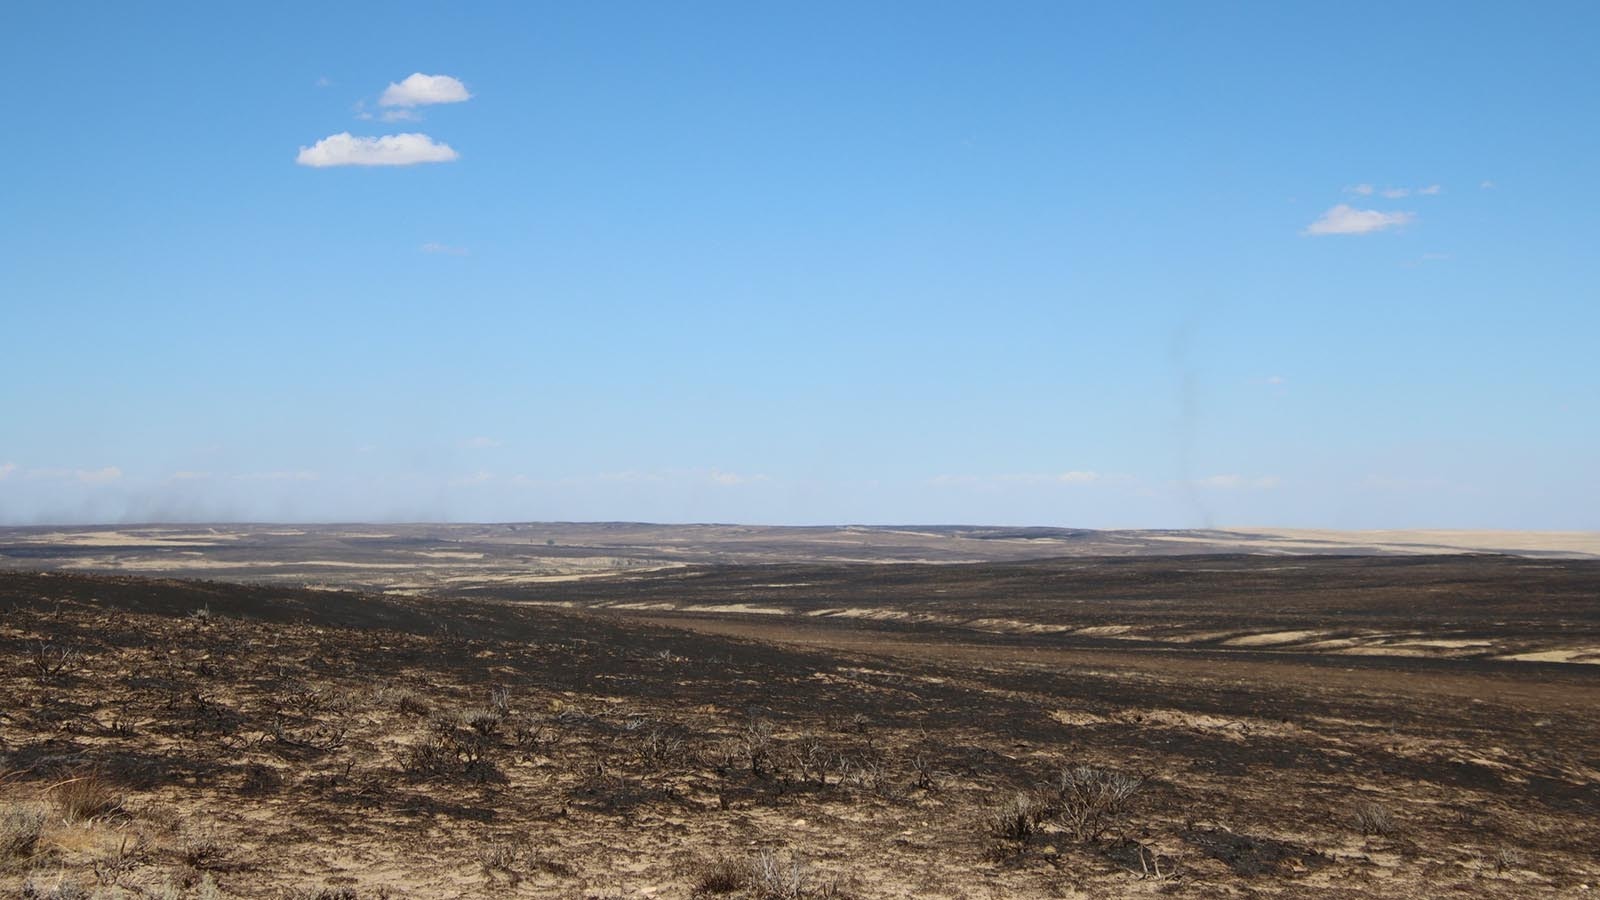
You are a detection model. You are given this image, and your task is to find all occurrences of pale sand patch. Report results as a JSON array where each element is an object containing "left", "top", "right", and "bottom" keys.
[
  {"left": 965, "top": 617, "right": 1074, "bottom": 634},
  {"left": 1393, "top": 639, "right": 1493, "bottom": 649},
  {"left": 61, "top": 558, "right": 425, "bottom": 571},
  {"left": 1333, "top": 646, "right": 1440, "bottom": 658},
  {"left": 1158, "top": 629, "right": 1245, "bottom": 644},
  {"left": 1073, "top": 625, "right": 1132, "bottom": 636},
  {"left": 1225, "top": 527, "right": 1600, "bottom": 557},
  {"left": 680, "top": 603, "right": 790, "bottom": 615},
  {"left": 1223, "top": 629, "right": 1324, "bottom": 647},
  {"left": 1497, "top": 648, "right": 1600, "bottom": 664},
  {"left": 1050, "top": 709, "right": 1109, "bottom": 726},
  {"left": 607, "top": 602, "right": 680, "bottom": 611},
  {"left": 413, "top": 551, "right": 486, "bottom": 560},
  {"left": 21, "top": 530, "right": 238, "bottom": 547},
  {"left": 826, "top": 608, "right": 913, "bottom": 621}
]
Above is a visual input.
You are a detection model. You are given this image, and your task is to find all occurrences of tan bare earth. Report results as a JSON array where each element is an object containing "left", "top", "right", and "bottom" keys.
[{"left": 3, "top": 546, "right": 1599, "bottom": 898}]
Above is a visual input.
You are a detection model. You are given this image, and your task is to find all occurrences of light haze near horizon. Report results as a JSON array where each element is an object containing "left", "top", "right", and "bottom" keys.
[{"left": 3, "top": 3, "right": 1597, "bottom": 529}]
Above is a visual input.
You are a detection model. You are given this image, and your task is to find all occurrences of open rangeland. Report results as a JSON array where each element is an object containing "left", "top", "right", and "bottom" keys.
[{"left": 2, "top": 552, "right": 1598, "bottom": 898}]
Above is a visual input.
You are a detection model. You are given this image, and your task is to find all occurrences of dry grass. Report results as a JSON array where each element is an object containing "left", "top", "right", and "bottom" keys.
[{"left": 45, "top": 772, "right": 121, "bottom": 824}]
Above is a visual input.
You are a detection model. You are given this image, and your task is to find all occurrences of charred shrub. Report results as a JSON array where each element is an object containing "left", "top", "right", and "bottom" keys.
[{"left": 1044, "top": 766, "right": 1143, "bottom": 842}]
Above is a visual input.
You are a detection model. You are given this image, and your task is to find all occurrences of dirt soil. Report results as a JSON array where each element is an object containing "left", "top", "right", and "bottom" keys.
[{"left": 2, "top": 559, "right": 1598, "bottom": 898}]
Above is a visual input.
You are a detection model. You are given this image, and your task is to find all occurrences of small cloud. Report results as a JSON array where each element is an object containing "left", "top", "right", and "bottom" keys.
[
  {"left": 1480, "top": 180, "right": 1496, "bottom": 190},
  {"left": 929, "top": 470, "right": 1104, "bottom": 487},
  {"left": 421, "top": 242, "right": 469, "bottom": 256},
  {"left": 1379, "top": 187, "right": 1411, "bottom": 198},
  {"left": 235, "top": 471, "right": 318, "bottom": 481},
  {"left": 169, "top": 471, "right": 212, "bottom": 481},
  {"left": 595, "top": 470, "right": 667, "bottom": 484},
  {"left": 708, "top": 469, "right": 770, "bottom": 486},
  {"left": 1265, "top": 375, "right": 1287, "bottom": 385},
  {"left": 459, "top": 436, "right": 502, "bottom": 449},
  {"left": 1196, "top": 474, "right": 1281, "bottom": 490},
  {"left": 1303, "top": 204, "right": 1415, "bottom": 236},
  {"left": 1418, "top": 184, "right": 1442, "bottom": 195},
  {"left": 0, "top": 462, "right": 16, "bottom": 480},
  {"left": 379, "top": 73, "right": 471, "bottom": 108},
  {"left": 295, "top": 132, "right": 458, "bottom": 168},
  {"left": 76, "top": 466, "right": 122, "bottom": 485},
  {"left": 1345, "top": 183, "right": 1375, "bottom": 196},
  {"left": 316, "top": 76, "right": 333, "bottom": 88},
  {"left": 380, "top": 108, "right": 421, "bottom": 123}
]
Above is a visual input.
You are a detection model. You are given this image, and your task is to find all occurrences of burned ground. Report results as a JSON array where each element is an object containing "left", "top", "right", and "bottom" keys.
[{"left": 1, "top": 559, "right": 1597, "bottom": 898}]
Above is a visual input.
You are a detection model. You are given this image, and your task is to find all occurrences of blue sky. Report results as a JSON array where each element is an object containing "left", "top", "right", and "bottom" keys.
[{"left": 3, "top": 2, "right": 1597, "bottom": 528}]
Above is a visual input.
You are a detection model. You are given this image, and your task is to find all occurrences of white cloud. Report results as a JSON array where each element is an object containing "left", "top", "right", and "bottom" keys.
[
  {"left": 1196, "top": 474, "right": 1281, "bottom": 490},
  {"left": 422, "top": 242, "right": 470, "bottom": 256},
  {"left": 295, "top": 132, "right": 458, "bottom": 168},
  {"left": 380, "top": 108, "right": 421, "bottom": 123},
  {"left": 1303, "top": 204, "right": 1415, "bottom": 236},
  {"left": 235, "top": 471, "right": 318, "bottom": 481},
  {"left": 380, "top": 73, "right": 471, "bottom": 108},
  {"left": 1379, "top": 187, "right": 1410, "bottom": 198},
  {"left": 1480, "top": 180, "right": 1496, "bottom": 190},
  {"left": 460, "top": 436, "right": 501, "bottom": 449},
  {"left": 0, "top": 462, "right": 15, "bottom": 480},
  {"left": 316, "top": 76, "right": 332, "bottom": 88},
  {"left": 708, "top": 469, "right": 770, "bottom": 486},
  {"left": 1346, "top": 183, "right": 1375, "bottom": 196},
  {"left": 76, "top": 466, "right": 122, "bottom": 484},
  {"left": 1417, "top": 184, "right": 1441, "bottom": 195},
  {"left": 930, "top": 471, "right": 1104, "bottom": 487}
]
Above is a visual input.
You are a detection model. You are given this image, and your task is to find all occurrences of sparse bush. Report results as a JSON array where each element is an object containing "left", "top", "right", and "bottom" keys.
[
  {"left": 750, "top": 849, "right": 810, "bottom": 899},
  {"left": 401, "top": 727, "right": 502, "bottom": 783},
  {"left": 374, "top": 685, "right": 429, "bottom": 717},
  {"left": 1353, "top": 800, "right": 1396, "bottom": 836},
  {"left": 47, "top": 770, "right": 122, "bottom": 823},
  {"left": 1, "top": 803, "right": 45, "bottom": 860},
  {"left": 742, "top": 719, "right": 776, "bottom": 777},
  {"left": 240, "top": 762, "right": 284, "bottom": 795},
  {"left": 178, "top": 831, "right": 228, "bottom": 869},
  {"left": 477, "top": 839, "right": 525, "bottom": 885},
  {"left": 694, "top": 851, "right": 846, "bottom": 899},
  {"left": 489, "top": 685, "right": 512, "bottom": 716},
  {"left": 692, "top": 857, "right": 749, "bottom": 895},
  {"left": 280, "top": 889, "right": 358, "bottom": 900},
  {"left": 463, "top": 707, "right": 503, "bottom": 737},
  {"left": 986, "top": 791, "right": 1045, "bottom": 849},
  {"left": 510, "top": 716, "right": 555, "bottom": 753},
  {"left": 1493, "top": 846, "right": 1523, "bottom": 872},
  {"left": 21, "top": 874, "right": 90, "bottom": 900},
  {"left": 638, "top": 725, "right": 688, "bottom": 766},
  {"left": 30, "top": 642, "right": 80, "bottom": 682},
  {"left": 1046, "top": 766, "right": 1143, "bottom": 842}
]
